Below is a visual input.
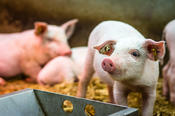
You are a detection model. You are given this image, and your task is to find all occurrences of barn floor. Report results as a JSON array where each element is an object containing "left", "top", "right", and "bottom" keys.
[{"left": 0, "top": 77, "right": 174, "bottom": 116}]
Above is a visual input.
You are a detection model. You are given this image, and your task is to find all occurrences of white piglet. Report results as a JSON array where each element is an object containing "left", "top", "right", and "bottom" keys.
[
  {"left": 77, "top": 21, "right": 165, "bottom": 116},
  {"left": 37, "top": 47, "right": 88, "bottom": 85},
  {"left": 37, "top": 56, "right": 78, "bottom": 85}
]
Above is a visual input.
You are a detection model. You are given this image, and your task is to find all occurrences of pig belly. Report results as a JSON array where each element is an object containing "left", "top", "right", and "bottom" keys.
[
  {"left": 0, "top": 42, "right": 21, "bottom": 78},
  {"left": 0, "top": 61, "right": 21, "bottom": 78}
]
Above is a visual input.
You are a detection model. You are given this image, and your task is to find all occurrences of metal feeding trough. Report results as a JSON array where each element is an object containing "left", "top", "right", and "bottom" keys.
[{"left": 0, "top": 89, "right": 138, "bottom": 116}]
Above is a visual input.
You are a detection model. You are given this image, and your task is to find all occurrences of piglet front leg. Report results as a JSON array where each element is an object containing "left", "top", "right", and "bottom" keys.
[
  {"left": 77, "top": 48, "right": 95, "bottom": 98},
  {"left": 162, "top": 61, "right": 170, "bottom": 97},
  {"left": 162, "top": 60, "right": 175, "bottom": 104},
  {"left": 142, "top": 87, "right": 156, "bottom": 116},
  {"left": 107, "top": 85, "right": 115, "bottom": 103},
  {"left": 113, "top": 81, "right": 129, "bottom": 106}
]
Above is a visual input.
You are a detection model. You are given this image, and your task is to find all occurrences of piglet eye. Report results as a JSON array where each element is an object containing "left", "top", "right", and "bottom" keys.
[
  {"left": 47, "top": 38, "right": 53, "bottom": 41},
  {"left": 45, "top": 37, "right": 55, "bottom": 42},
  {"left": 100, "top": 44, "right": 111, "bottom": 53},
  {"left": 99, "top": 44, "right": 114, "bottom": 56},
  {"left": 131, "top": 51, "right": 140, "bottom": 57},
  {"left": 94, "top": 40, "right": 116, "bottom": 56}
]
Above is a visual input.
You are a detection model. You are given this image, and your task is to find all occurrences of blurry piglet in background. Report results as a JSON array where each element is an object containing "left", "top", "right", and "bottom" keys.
[
  {"left": 162, "top": 19, "right": 175, "bottom": 105},
  {"left": 0, "top": 19, "right": 78, "bottom": 85},
  {"left": 77, "top": 21, "right": 165, "bottom": 116},
  {"left": 37, "top": 47, "right": 89, "bottom": 85}
]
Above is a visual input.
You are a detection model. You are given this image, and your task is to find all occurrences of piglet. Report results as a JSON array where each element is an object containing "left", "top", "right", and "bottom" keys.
[
  {"left": 0, "top": 19, "right": 78, "bottom": 84},
  {"left": 162, "top": 19, "right": 175, "bottom": 105},
  {"left": 37, "top": 47, "right": 88, "bottom": 85},
  {"left": 77, "top": 21, "right": 165, "bottom": 116}
]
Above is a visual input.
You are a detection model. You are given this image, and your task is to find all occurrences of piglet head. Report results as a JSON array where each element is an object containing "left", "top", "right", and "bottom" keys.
[
  {"left": 94, "top": 40, "right": 123, "bottom": 78},
  {"left": 94, "top": 39, "right": 165, "bottom": 82},
  {"left": 34, "top": 20, "right": 78, "bottom": 58},
  {"left": 94, "top": 40, "right": 117, "bottom": 74},
  {"left": 143, "top": 39, "right": 165, "bottom": 61}
]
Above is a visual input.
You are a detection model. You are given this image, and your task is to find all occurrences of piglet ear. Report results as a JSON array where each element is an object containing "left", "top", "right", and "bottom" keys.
[
  {"left": 61, "top": 19, "right": 78, "bottom": 39},
  {"left": 143, "top": 39, "right": 165, "bottom": 61},
  {"left": 34, "top": 22, "right": 48, "bottom": 36}
]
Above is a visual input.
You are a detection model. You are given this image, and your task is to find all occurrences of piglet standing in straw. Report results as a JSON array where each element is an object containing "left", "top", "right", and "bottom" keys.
[{"left": 77, "top": 21, "right": 165, "bottom": 116}]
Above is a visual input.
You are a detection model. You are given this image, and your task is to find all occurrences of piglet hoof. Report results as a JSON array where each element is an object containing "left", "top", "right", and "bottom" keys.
[
  {"left": 170, "top": 94, "right": 175, "bottom": 106},
  {"left": 0, "top": 78, "right": 6, "bottom": 86},
  {"left": 162, "top": 87, "right": 169, "bottom": 99},
  {"left": 108, "top": 100, "right": 115, "bottom": 104},
  {"left": 74, "top": 76, "right": 79, "bottom": 82},
  {"left": 25, "top": 77, "right": 37, "bottom": 83}
]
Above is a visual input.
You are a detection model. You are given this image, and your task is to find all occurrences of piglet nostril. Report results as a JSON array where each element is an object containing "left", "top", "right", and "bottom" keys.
[
  {"left": 110, "top": 63, "right": 113, "bottom": 67},
  {"left": 103, "top": 62, "right": 106, "bottom": 66},
  {"left": 101, "top": 58, "right": 116, "bottom": 73}
]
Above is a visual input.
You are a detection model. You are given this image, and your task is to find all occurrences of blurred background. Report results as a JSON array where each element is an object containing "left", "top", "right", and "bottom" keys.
[
  {"left": 0, "top": 0, "right": 175, "bottom": 46},
  {"left": 0, "top": 0, "right": 175, "bottom": 115}
]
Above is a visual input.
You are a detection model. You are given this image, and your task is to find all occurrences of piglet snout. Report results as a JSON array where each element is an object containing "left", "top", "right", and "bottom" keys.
[
  {"left": 102, "top": 58, "right": 116, "bottom": 73},
  {"left": 62, "top": 51, "right": 72, "bottom": 56}
]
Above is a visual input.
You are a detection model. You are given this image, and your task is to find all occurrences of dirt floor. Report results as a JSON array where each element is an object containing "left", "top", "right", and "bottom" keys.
[{"left": 0, "top": 77, "right": 175, "bottom": 116}]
